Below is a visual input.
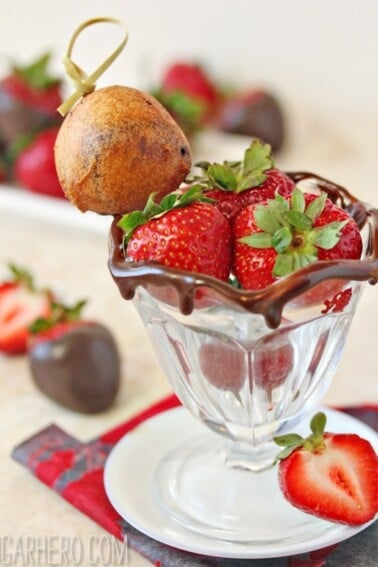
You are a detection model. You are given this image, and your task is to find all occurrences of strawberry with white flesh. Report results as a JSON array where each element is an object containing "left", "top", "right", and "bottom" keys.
[
  {"left": 28, "top": 299, "right": 88, "bottom": 348},
  {"left": 274, "top": 412, "right": 378, "bottom": 525},
  {"left": 0, "top": 265, "right": 51, "bottom": 355},
  {"left": 119, "top": 185, "right": 232, "bottom": 281},
  {"left": 193, "top": 140, "right": 294, "bottom": 221},
  {"left": 233, "top": 187, "right": 363, "bottom": 290}
]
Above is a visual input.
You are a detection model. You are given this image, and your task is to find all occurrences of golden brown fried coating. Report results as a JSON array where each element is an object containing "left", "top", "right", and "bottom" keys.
[{"left": 54, "top": 85, "right": 192, "bottom": 214}]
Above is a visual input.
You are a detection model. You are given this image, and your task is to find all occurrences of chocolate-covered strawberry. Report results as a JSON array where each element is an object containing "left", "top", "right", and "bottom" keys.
[
  {"left": 215, "top": 89, "right": 285, "bottom": 152},
  {"left": 0, "top": 53, "right": 62, "bottom": 146},
  {"left": 193, "top": 140, "right": 294, "bottom": 221},
  {"left": 28, "top": 300, "right": 120, "bottom": 413}
]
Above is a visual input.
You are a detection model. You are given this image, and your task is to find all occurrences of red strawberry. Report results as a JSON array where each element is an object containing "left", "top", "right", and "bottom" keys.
[
  {"left": 199, "top": 341, "right": 246, "bottom": 391},
  {"left": 28, "top": 300, "right": 120, "bottom": 413},
  {"left": 193, "top": 140, "right": 294, "bottom": 221},
  {"left": 233, "top": 188, "right": 362, "bottom": 291},
  {"left": 152, "top": 88, "right": 206, "bottom": 138},
  {"left": 161, "top": 61, "right": 219, "bottom": 110},
  {"left": 0, "top": 53, "right": 62, "bottom": 145},
  {"left": 254, "top": 340, "right": 293, "bottom": 399},
  {"left": 0, "top": 157, "right": 6, "bottom": 182},
  {"left": 0, "top": 265, "right": 51, "bottom": 355},
  {"left": 199, "top": 339, "right": 293, "bottom": 396},
  {"left": 0, "top": 52, "right": 62, "bottom": 113},
  {"left": 154, "top": 62, "right": 220, "bottom": 134},
  {"left": 215, "top": 89, "right": 285, "bottom": 152},
  {"left": 120, "top": 186, "right": 232, "bottom": 281},
  {"left": 207, "top": 169, "right": 294, "bottom": 222},
  {"left": 274, "top": 412, "right": 378, "bottom": 525},
  {"left": 14, "top": 126, "right": 65, "bottom": 199}
]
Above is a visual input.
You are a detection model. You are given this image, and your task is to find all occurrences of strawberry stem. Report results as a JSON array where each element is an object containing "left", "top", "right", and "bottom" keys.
[
  {"left": 29, "top": 299, "right": 86, "bottom": 334},
  {"left": 273, "top": 412, "right": 327, "bottom": 464},
  {"left": 152, "top": 89, "right": 204, "bottom": 133},
  {"left": 13, "top": 52, "right": 60, "bottom": 89},
  {"left": 117, "top": 184, "right": 213, "bottom": 245},
  {"left": 8, "top": 263, "right": 35, "bottom": 291}
]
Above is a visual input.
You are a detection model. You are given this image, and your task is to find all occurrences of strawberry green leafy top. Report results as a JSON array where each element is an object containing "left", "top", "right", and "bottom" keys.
[
  {"left": 194, "top": 139, "right": 274, "bottom": 192},
  {"left": 240, "top": 188, "right": 348, "bottom": 277},
  {"left": 13, "top": 53, "right": 60, "bottom": 89},
  {"left": 117, "top": 140, "right": 277, "bottom": 246},
  {"left": 29, "top": 299, "right": 86, "bottom": 334},
  {"left": 273, "top": 412, "right": 327, "bottom": 463},
  {"left": 117, "top": 184, "right": 212, "bottom": 244}
]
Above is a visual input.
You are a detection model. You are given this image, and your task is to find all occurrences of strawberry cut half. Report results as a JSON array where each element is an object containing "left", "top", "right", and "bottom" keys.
[
  {"left": 0, "top": 283, "right": 50, "bottom": 355},
  {"left": 274, "top": 413, "right": 378, "bottom": 526}
]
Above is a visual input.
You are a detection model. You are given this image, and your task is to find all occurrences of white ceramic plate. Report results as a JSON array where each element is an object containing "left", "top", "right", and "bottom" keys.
[{"left": 104, "top": 406, "right": 378, "bottom": 559}]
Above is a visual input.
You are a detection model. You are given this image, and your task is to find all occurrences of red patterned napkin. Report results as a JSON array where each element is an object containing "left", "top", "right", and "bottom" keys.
[{"left": 12, "top": 396, "right": 378, "bottom": 567}]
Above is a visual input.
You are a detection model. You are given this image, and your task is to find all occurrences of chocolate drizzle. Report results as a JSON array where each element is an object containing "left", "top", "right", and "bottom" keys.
[{"left": 108, "top": 172, "right": 378, "bottom": 329}]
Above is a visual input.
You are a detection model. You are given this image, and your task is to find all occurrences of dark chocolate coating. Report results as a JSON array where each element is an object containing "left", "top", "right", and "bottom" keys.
[
  {"left": 0, "top": 86, "right": 61, "bottom": 145},
  {"left": 217, "top": 91, "right": 285, "bottom": 152},
  {"left": 29, "top": 323, "right": 121, "bottom": 414}
]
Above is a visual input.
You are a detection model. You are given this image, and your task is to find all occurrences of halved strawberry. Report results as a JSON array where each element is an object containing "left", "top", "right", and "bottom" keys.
[
  {"left": 192, "top": 140, "right": 294, "bottom": 221},
  {"left": 119, "top": 185, "right": 232, "bottom": 282},
  {"left": 233, "top": 187, "right": 362, "bottom": 291},
  {"left": 28, "top": 299, "right": 87, "bottom": 348},
  {"left": 274, "top": 412, "right": 378, "bottom": 526},
  {"left": 0, "top": 265, "right": 51, "bottom": 355}
]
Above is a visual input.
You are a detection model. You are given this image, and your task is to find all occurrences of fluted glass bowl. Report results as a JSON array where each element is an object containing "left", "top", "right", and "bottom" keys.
[{"left": 108, "top": 173, "right": 378, "bottom": 544}]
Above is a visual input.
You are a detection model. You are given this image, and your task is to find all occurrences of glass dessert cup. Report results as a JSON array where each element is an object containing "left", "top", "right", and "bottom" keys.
[{"left": 108, "top": 173, "right": 378, "bottom": 546}]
